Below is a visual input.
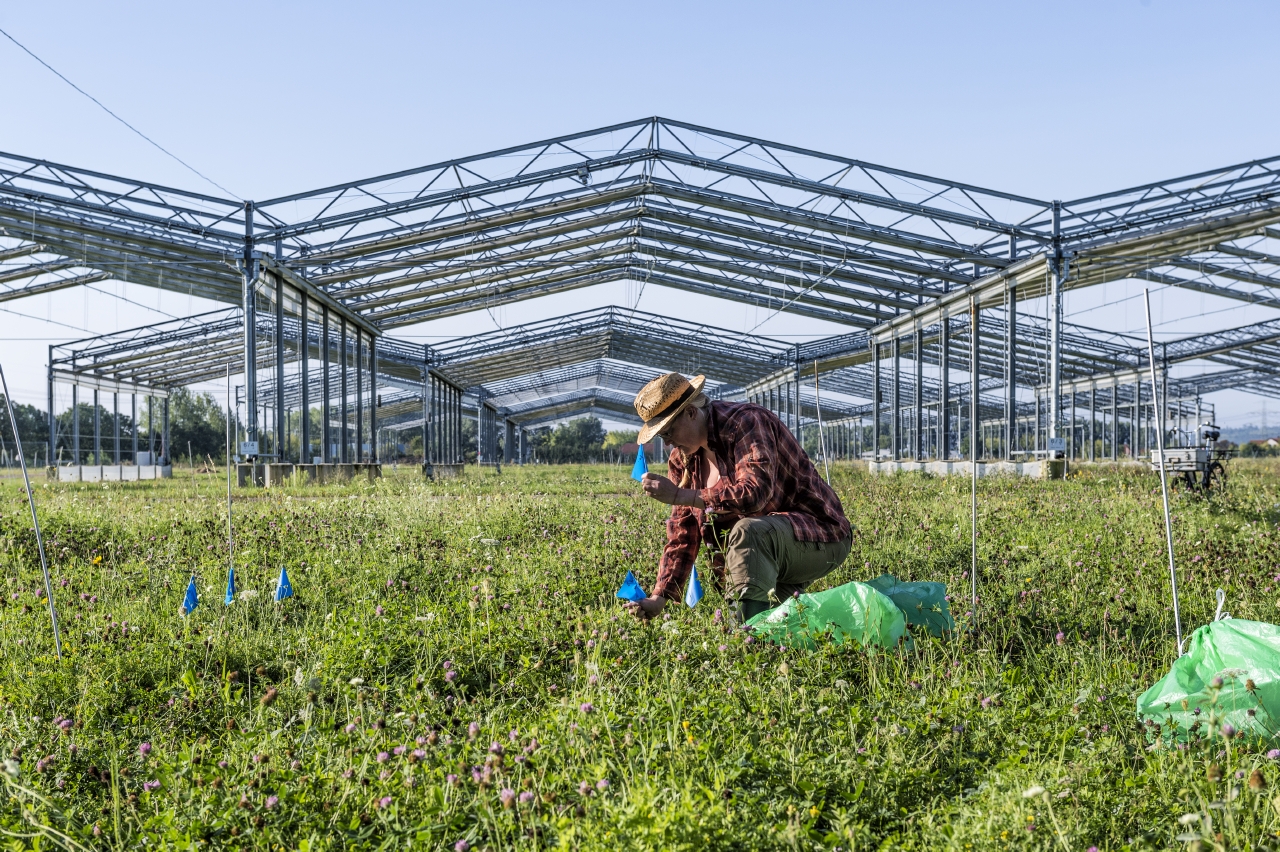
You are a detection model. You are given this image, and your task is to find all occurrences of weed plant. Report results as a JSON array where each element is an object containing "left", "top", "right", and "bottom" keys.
[{"left": 0, "top": 461, "right": 1278, "bottom": 850}]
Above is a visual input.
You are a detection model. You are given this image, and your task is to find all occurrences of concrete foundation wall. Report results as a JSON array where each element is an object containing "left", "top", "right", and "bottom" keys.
[
  {"left": 237, "top": 463, "right": 382, "bottom": 487},
  {"left": 54, "top": 465, "right": 172, "bottom": 482},
  {"left": 869, "top": 459, "right": 1067, "bottom": 479}
]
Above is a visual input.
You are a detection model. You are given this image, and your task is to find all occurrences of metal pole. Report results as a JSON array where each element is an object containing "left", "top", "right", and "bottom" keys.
[
  {"left": 1049, "top": 200, "right": 1063, "bottom": 444},
  {"left": 226, "top": 365, "right": 234, "bottom": 582},
  {"left": 356, "top": 333, "right": 364, "bottom": 463},
  {"left": 814, "top": 361, "right": 829, "bottom": 482},
  {"left": 274, "top": 274, "right": 286, "bottom": 462},
  {"left": 370, "top": 336, "right": 378, "bottom": 464},
  {"left": 1144, "top": 289, "right": 1182, "bottom": 655},
  {"left": 113, "top": 392, "right": 120, "bottom": 464},
  {"left": 93, "top": 388, "right": 100, "bottom": 465},
  {"left": 162, "top": 397, "right": 169, "bottom": 463},
  {"left": 131, "top": 393, "right": 138, "bottom": 463},
  {"left": 340, "top": 319, "right": 348, "bottom": 463},
  {"left": 913, "top": 328, "right": 923, "bottom": 461},
  {"left": 46, "top": 357, "right": 55, "bottom": 467},
  {"left": 242, "top": 201, "right": 258, "bottom": 456},
  {"left": 1005, "top": 285, "right": 1016, "bottom": 459},
  {"left": 872, "top": 344, "right": 881, "bottom": 461},
  {"left": 300, "top": 293, "right": 310, "bottom": 464},
  {"left": 891, "top": 337, "right": 901, "bottom": 461},
  {"left": 72, "top": 384, "right": 79, "bottom": 465},
  {"left": 0, "top": 363, "right": 61, "bottom": 660},
  {"left": 321, "top": 307, "right": 331, "bottom": 464},
  {"left": 969, "top": 296, "right": 979, "bottom": 624},
  {"left": 940, "top": 318, "right": 951, "bottom": 459}
]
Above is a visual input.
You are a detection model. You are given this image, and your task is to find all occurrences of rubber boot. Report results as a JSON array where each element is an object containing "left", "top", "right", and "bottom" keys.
[{"left": 735, "top": 599, "right": 772, "bottom": 624}]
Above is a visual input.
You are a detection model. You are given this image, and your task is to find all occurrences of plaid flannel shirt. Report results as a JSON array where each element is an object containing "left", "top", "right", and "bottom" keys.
[{"left": 652, "top": 400, "right": 851, "bottom": 602}]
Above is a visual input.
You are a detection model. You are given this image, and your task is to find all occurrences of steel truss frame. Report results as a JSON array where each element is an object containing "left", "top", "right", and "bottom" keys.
[{"left": 4, "top": 117, "right": 1278, "bottom": 466}]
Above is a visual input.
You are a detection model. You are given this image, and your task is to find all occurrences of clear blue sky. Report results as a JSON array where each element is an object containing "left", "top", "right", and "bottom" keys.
[{"left": 2, "top": 1, "right": 1278, "bottom": 425}]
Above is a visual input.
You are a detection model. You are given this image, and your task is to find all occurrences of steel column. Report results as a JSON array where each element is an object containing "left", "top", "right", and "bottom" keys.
[
  {"left": 356, "top": 332, "right": 364, "bottom": 463},
  {"left": 275, "top": 273, "right": 286, "bottom": 462},
  {"left": 913, "top": 328, "right": 923, "bottom": 460},
  {"left": 1006, "top": 286, "right": 1016, "bottom": 459},
  {"left": 93, "top": 389, "right": 100, "bottom": 465},
  {"left": 872, "top": 344, "right": 881, "bottom": 460},
  {"left": 891, "top": 336, "right": 900, "bottom": 460},
  {"left": 242, "top": 201, "right": 258, "bottom": 455},
  {"left": 370, "top": 337, "right": 378, "bottom": 463},
  {"left": 321, "top": 308, "right": 331, "bottom": 463},
  {"left": 939, "top": 318, "right": 951, "bottom": 459},
  {"left": 301, "top": 293, "right": 310, "bottom": 463}
]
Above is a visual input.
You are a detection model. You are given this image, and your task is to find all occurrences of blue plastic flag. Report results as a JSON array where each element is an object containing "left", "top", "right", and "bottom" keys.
[
  {"left": 224, "top": 566, "right": 237, "bottom": 606},
  {"left": 684, "top": 563, "right": 704, "bottom": 608},
  {"left": 630, "top": 446, "right": 648, "bottom": 482},
  {"left": 616, "top": 570, "right": 647, "bottom": 602},
  {"left": 275, "top": 566, "right": 294, "bottom": 602},
  {"left": 181, "top": 576, "right": 199, "bottom": 615}
]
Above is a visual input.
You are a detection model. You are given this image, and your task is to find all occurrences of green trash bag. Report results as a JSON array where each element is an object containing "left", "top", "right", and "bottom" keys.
[
  {"left": 744, "top": 581, "right": 905, "bottom": 650},
  {"left": 1136, "top": 618, "right": 1280, "bottom": 743},
  {"left": 865, "top": 573, "right": 955, "bottom": 638}
]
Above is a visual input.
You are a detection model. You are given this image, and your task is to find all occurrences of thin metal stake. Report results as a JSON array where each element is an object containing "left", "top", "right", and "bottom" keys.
[
  {"left": 0, "top": 363, "right": 62, "bottom": 660},
  {"left": 1144, "top": 289, "right": 1182, "bottom": 655},
  {"left": 226, "top": 366, "right": 235, "bottom": 583},
  {"left": 813, "top": 361, "right": 830, "bottom": 483}
]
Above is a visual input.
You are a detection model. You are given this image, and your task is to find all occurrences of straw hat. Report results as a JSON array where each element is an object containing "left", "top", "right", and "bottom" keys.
[{"left": 635, "top": 373, "right": 706, "bottom": 445}]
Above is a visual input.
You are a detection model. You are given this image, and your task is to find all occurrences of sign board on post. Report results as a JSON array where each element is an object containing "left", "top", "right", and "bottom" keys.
[
  {"left": 239, "top": 441, "right": 259, "bottom": 456},
  {"left": 1047, "top": 437, "right": 1066, "bottom": 455}
]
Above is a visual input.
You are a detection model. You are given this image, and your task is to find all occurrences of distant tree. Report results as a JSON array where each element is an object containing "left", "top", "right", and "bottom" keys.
[
  {"left": 0, "top": 401, "right": 50, "bottom": 465},
  {"left": 529, "top": 417, "right": 606, "bottom": 463},
  {"left": 144, "top": 389, "right": 228, "bottom": 463}
]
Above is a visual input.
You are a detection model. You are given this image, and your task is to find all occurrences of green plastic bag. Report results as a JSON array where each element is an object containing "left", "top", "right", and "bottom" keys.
[
  {"left": 745, "top": 581, "right": 906, "bottom": 650},
  {"left": 1136, "top": 618, "right": 1280, "bottom": 743},
  {"left": 865, "top": 573, "right": 955, "bottom": 638}
]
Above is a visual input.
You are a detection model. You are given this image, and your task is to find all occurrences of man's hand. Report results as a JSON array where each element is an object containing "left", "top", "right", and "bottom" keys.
[
  {"left": 624, "top": 595, "right": 667, "bottom": 620},
  {"left": 640, "top": 473, "right": 704, "bottom": 508}
]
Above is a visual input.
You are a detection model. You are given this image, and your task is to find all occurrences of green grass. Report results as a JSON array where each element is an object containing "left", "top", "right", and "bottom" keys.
[{"left": 1, "top": 460, "right": 1279, "bottom": 850}]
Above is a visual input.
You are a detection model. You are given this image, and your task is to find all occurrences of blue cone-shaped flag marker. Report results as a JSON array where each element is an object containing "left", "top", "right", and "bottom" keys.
[
  {"left": 181, "top": 576, "right": 199, "bottom": 615},
  {"left": 616, "top": 570, "right": 647, "bottom": 602},
  {"left": 630, "top": 446, "right": 648, "bottom": 482},
  {"left": 224, "top": 567, "right": 237, "bottom": 606},
  {"left": 275, "top": 566, "right": 294, "bottom": 602},
  {"left": 684, "top": 563, "right": 704, "bottom": 608}
]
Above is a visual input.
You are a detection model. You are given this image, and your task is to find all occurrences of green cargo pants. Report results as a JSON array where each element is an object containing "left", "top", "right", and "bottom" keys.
[{"left": 722, "top": 515, "right": 852, "bottom": 604}]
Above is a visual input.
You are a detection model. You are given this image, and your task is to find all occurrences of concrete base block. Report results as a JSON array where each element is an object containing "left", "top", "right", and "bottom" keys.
[
  {"left": 869, "top": 459, "right": 1060, "bottom": 479},
  {"left": 237, "top": 462, "right": 381, "bottom": 486},
  {"left": 423, "top": 463, "right": 464, "bottom": 480},
  {"left": 55, "top": 465, "right": 170, "bottom": 482}
]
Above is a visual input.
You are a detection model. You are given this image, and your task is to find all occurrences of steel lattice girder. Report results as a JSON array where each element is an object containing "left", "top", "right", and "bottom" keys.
[
  {"left": 5, "top": 116, "right": 1280, "bottom": 428},
  {"left": 430, "top": 305, "right": 794, "bottom": 389}
]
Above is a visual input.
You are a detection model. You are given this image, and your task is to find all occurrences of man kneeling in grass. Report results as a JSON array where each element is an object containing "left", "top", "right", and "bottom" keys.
[{"left": 625, "top": 372, "right": 852, "bottom": 625}]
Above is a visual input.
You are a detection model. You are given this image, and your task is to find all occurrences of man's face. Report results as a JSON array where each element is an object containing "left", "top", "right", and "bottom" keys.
[{"left": 659, "top": 406, "right": 702, "bottom": 454}]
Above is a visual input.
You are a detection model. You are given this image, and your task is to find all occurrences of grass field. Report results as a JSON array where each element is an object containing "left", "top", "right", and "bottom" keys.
[{"left": 1, "top": 460, "right": 1279, "bottom": 851}]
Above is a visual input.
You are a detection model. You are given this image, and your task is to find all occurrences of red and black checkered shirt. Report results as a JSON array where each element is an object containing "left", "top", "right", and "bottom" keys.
[{"left": 651, "top": 400, "right": 851, "bottom": 602}]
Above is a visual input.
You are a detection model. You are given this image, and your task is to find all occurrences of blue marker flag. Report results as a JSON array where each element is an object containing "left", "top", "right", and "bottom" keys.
[
  {"left": 616, "top": 570, "right": 647, "bottom": 602},
  {"left": 181, "top": 576, "right": 199, "bottom": 615},
  {"left": 275, "top": 566, "right": 294, "bottom": 602},
  {"left": 684, "top": 563, "right": 704, "bottom": 608},
  {"left": 224, "top": 566, "right": 237, "bottom": 606},
  {"left": 630, "top": 446, "right": 648, "bottom": 482}
]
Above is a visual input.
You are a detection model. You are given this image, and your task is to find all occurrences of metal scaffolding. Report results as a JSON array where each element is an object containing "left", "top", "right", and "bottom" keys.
[{"left": 2, "top": 117, "right": 1278, "bottom": 471}]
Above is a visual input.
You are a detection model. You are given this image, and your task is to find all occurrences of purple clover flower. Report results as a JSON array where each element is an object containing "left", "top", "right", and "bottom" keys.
[
  {"left": 265, "top": 795, "right": 278, "bottom": 809},
  {"left": 499, "top": 788, "right": 516, "bottom": 808},
  {"left": 138, "top": 742, "right": 152, "bottom": 757},
  {"left": 378, "top": 796, "right": 392, "bottom": 809}
]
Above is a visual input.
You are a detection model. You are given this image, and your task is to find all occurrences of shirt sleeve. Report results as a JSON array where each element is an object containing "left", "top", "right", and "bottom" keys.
[
  {"left": 652, "top": 448, "right": 700, "bottom": 602},
  {"left": 699, "top": 410, "right": 779, "bottom": 516}
]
